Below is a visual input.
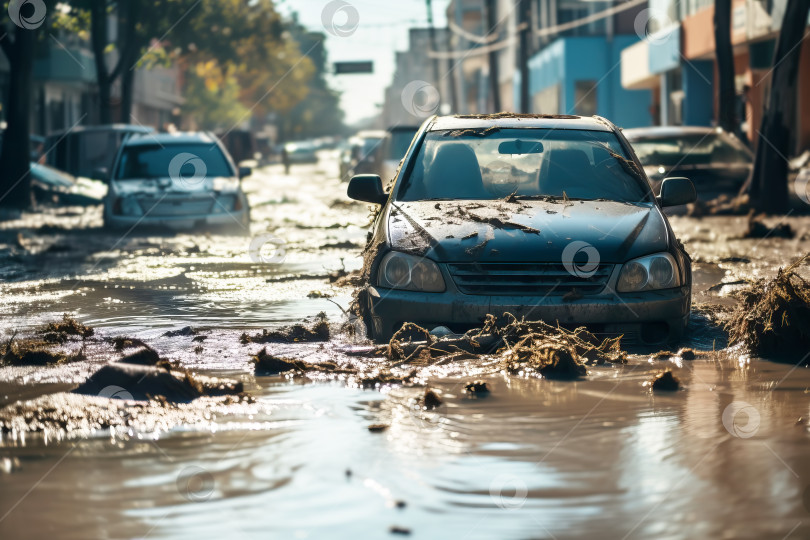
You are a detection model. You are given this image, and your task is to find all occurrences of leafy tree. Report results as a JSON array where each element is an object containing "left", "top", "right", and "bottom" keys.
[
  {"left": 182, "top": 60, "right": 249, "bottom": 130},
  {"left": 276, "top": 18, "right": 344, "bottom": 141}
]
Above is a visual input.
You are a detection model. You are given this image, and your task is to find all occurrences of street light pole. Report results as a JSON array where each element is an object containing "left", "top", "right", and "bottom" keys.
[
  {"left": 518, "top": 0, "right": 531, "bottom": 113},
  {"left": 486, "top": 0, "right": 501, "bottom": 112}
]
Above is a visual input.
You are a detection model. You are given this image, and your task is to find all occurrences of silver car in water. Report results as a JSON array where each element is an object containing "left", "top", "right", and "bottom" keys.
[{"left": 103, "top": 132, "right": 251, "bottom": 231}]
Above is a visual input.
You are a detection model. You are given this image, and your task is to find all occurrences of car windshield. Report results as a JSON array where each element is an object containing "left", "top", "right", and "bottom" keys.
[
  {"left": 397, "top": 128, "right": 650, "bottom": 202},
  {"left": 386, "top": 129, "right": 418, "bottom": 160},
  {"left": 116, "top": 143, "right": 233, "bottom": 180},
  {"left": 630, "top": 132, "right": 752, "bottom": 167}
]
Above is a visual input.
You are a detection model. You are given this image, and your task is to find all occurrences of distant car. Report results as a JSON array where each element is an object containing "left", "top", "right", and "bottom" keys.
[
  {"left": 378, "top": 125, "right": 420, "bottom": 183},
  {"left": 624, "top": 126, "right": 752, "bottom": 198},
  {"left": 103, "top": 132, "right": 251, "bottom": 231},
  {"left": 352, "top": 130, "right": 386, "bottom": 175},
  {"left": 45, "top": 124, "right": 154, "bottom": 179},
  {"left": 348, "top": 114, "right": 696, "bottom": 345},
  {"left": 284, "top": 142, "right": 319, "bottom": 165},
  {"left": 30, "top": 162, "right": 107, "bottom": 206}
]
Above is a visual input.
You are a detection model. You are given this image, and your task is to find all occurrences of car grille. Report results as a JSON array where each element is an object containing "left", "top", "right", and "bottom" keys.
[
  {"left": 138, "top": 197, "right": 215, "bottom": 217},
  {"left": 447, "top": 262, "right": 614, "bottom": 296}
]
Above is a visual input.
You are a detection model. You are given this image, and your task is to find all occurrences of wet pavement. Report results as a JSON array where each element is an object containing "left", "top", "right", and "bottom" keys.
[{"left": 2, "top": 152, "right": 810, "bottom": 539}]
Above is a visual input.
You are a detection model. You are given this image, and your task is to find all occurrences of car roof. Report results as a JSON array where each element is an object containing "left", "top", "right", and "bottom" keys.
[
  {"left": 47, "top": 124, "right": 154, "bottom": 136},
  {"left": 123, "top": 131, "right": 219, "bottom": 146},
  {"left": 429, "top": 114, "right": 613, "bottom": 132},
  {"left": 623, "top": 126, "right": 723, "bottom": 140},
  {"left": 357, "top": 130, "right": 387, "bottom": 139}
]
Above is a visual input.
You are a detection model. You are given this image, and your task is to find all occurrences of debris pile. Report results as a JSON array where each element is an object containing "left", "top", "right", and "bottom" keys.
[
  {"left": 727, "top": 254, "right": 810, "bottom": 359},
  {"left": 241, "top": 315, "right": 330, "bottom": 344},
  {"left": 252, "top": 347, "right": 346, "bottom": 375},
  {"left": 649, "top": 370, "right": 680, "bottom": 391},
  {"left": 742, "top": 210, "right": 794, "bottom": 239},
  {"left": 373, "top": 314, "right": 627, "bottom": 380}
]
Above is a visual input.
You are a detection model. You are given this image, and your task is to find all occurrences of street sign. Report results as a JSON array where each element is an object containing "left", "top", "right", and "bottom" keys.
[{"left": 334, "top": 61, "right": 373, "bottom": 74}]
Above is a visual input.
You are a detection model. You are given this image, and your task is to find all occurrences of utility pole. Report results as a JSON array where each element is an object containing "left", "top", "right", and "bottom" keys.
[
  {"left": 486, "top": 0, "right": 501, "bottom": 112},
  {"left": 426, "top": 0, "right": 441, "bottom": 103},
  {"left": 518, "top": 0, "right": 531, "bottom": 113}
]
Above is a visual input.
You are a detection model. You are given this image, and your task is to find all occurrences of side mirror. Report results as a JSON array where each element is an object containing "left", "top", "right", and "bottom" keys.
[
  {"left": 348, "top": 174, "right": 387, "bottom": 205},
  {"left": 92, "top": 167, "right": 109, "bottom": 182},
  {"left": 239, "top": 166, "right": 252, "bottom": 179},
  {"left": 657, "top": 177, "right": 696, "bottom": 207}
]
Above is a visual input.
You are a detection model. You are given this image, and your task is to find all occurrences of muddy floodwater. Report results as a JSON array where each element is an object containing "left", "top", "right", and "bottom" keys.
[{"left": 2, "top": 153, "right": 810, "bottom": 539}]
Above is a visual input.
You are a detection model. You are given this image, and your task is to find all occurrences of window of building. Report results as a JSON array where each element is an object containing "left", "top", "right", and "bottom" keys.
[{"left": 573, "top": 80, "right": 598, "bottom": 117}]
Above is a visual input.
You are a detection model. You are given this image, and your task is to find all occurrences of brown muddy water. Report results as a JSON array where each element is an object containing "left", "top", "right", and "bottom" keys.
[{"left": 2, "top": 153, "right": 810, "bottom": 539}]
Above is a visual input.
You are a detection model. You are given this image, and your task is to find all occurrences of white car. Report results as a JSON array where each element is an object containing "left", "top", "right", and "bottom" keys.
[{"left": 102, "top": 132, "right": 251, "bottom": 231}]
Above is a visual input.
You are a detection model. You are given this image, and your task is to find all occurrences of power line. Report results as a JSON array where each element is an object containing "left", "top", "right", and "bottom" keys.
[{"left": 434, "top": 0, "right": 645, "bottom": 59}]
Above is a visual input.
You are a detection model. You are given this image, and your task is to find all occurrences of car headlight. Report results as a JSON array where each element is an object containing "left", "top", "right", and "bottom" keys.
[
  {"left": 617, "top": 252, "right": 682, "bottom": 292},
  {"left": 377, "top": 251, "right": 445, "bottom": 292},
  {"left": 212, "top": 195, "right": 236, "bottom": 213}
]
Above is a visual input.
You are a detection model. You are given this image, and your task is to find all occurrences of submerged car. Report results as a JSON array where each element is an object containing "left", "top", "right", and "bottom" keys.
[
  {"left": 348, "top": 114, "right": 696, "bottom": 345},
  {"left": 30, "top": 162, "right": 107, "bottom": 206},
  {"left": 103, "top": 132, "right": 251, "bottom": 231},
  {"left": 46, "top": 124, "right": 154, "bottom": 179},
  {"left": 624, "top": 126, "right": 752, "bottom": 198}
]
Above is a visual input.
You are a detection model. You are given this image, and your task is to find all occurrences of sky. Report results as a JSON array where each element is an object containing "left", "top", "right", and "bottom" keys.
[{"left": 276, "top": 0, "right": 450, "bottom": 125}]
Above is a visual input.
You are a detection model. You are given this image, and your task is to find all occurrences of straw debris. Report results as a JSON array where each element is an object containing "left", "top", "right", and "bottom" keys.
[{"left": 726, "top": 254, "right": 810, "bottom": 359}]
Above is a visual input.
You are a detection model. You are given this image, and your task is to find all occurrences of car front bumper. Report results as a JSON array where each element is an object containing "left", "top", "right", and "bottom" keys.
[
  {"left": 104, "top": 208, "right": 249, "bottom": 231},
  {"left": 365, "top": 283, "right": 690, "bottom": 346}
]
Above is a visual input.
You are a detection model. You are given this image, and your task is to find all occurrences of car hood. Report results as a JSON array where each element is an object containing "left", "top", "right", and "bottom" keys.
[
  {"left": 111, "top": 176, "right": 239, "bottom": 196},
  {"left": 387, "top": 199, "right": 669, "bottom": 263}
]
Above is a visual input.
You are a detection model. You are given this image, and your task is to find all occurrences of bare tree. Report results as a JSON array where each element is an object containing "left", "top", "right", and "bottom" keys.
[
  {"left": 0, "top": 8, "right": 41, "bottom": 208},
  {"left": 749, "top": 0, "right": 810, "bottom": 213},
  {"left": 714, "top": 0, "right": 736, "bottom": 133}
]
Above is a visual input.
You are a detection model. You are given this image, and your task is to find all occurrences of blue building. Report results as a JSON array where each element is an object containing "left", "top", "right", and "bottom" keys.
[{"left": 519, "top": 34, "right": 653, "bottom": 128}]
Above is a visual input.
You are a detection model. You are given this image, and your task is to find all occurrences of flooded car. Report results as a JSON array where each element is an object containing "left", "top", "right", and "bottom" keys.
[
  {"left": 45, "top": 124, "right": 154, "bottom": 179},
  {"left": 102, "top": 132, "right": 251, "bottom": 231},
  {"left": 348, "top": 114, "right": 697, "bottom": 345},
  {"left": 624, "top": 126, "right": 752, "bottom": 198},
  {"left": 30, "top": 162, "right": 107, "bottom": 206}
]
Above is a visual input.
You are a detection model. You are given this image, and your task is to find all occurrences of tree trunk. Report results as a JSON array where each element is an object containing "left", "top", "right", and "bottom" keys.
[
  {"left": 750, "top": 0, "right": 810, "bottom": 213},
  {"left": 90, "top": 0, "right": 113, "bottom": 124},
  {"left": 0, "top": 28, "right": 36, "bottom": 208},
  {"left": 714, "top": 0, "right": 737, "bottom": 133},
  {"left": 117, "top": 0, "right": 141, "bottom": 122}
]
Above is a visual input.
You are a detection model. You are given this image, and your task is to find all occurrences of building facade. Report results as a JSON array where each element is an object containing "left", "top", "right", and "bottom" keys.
[{"left": 621, "top": 0, "right": 810, "bottom": 153}]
